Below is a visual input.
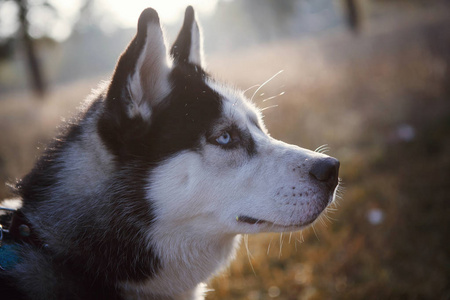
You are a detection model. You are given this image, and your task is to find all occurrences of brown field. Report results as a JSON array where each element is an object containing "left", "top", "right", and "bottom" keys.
[{"left": 1, "top": 6, "right": 449, "bottom": 300}]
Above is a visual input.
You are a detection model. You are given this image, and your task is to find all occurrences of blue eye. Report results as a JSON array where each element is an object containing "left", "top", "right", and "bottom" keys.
[{"left": 216, "top": 132, "right": 231, "bottom": 145}]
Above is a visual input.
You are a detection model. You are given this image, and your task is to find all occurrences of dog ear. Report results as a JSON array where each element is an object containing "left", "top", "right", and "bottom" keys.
[
  {"left": 106, "top": 8, "right": 171, "bottom": 121},
  {"left": 170, "top": 6, "right": 204, "bottom": 66}
]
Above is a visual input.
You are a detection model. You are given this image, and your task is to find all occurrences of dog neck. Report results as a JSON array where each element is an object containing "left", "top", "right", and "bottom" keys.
[{"left": 122, "top": 228, "right": 241, "bottom": 299}]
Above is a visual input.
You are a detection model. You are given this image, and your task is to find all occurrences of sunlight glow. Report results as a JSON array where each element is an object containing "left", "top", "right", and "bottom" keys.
[
  {"left": 0, "top": 0, "right": 218, "bottom": 41},
  {"left": 0, "top": 1, "right": 19, "bottom": 38},
  {"left": 99, "top": 0, "right": 219, "bottom": 28}
]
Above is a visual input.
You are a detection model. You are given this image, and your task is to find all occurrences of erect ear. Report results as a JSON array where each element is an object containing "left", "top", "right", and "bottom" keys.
[
  {"left": 106, "top": 8, "right": 171, "bottom": 120},
  {"left": 170, "top": 6, "right": 204, "bottom": 66}
]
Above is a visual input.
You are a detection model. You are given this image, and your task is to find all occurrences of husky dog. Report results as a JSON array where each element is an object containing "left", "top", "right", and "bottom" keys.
[{"left": 0, "top": 6, "right": 340, "bottom": 300}]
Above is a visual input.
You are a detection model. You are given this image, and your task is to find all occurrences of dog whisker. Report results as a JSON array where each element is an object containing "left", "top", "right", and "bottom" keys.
[
  {"left": 294, "top": 234, "right": 298, "bottom": 251},
  {"left": 261, "top": 91, "right": 285, "bottom": 102},
  {"left": 298, "top": 230, "right": 305, "bottom": 243},
  {"left": 243, "top": 234, "right": 256, "bottom": 276},
  {"left": 311, "top": 223, "right": 320, "bottom": 241},
  {"left": 294, "top": 231, "right": 304, "bottom": 251},
  {"left": 314, "top": 144, "right": 331, "bottom": 154},
  {"left": 243, "top": 84, "right": 261, "bottom": 95},
  {"left": 260, "top": 104, "right": 279, "bottom": 112},
  {"left": 267, "top": 235, "right": 274, "bottom": 255},
  {"left": 334, "top": 180, "right": 346, "bottom": 203},
  {"left": 324, "top": 213, "right": 338, "bottom": 222},
  {"left": 319, "top": 214, "right": 328, "bottom": 228},
  {"left": 325, "top": 206, "right": 339, "bottom": 213},
  {"left": 279, "top": 232, "right": 284, "bottom": 258},
  {"left": 251, "top": 70, "right": 284, "bottom": 102}
]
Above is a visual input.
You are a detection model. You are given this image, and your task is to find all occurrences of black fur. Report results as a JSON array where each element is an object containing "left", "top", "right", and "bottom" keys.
[
  {"left": 99, "top": 8, "right": 161, "bottom": 163},
  {"left": 171, "top": 6, "right": 196, "bottom": 64}
]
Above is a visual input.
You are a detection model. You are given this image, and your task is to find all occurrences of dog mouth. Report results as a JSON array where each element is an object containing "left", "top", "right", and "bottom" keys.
[
  {"left": 236, "top": 215, "right": 314, "bottom": 228},
  {"left": 237, "top": 215, "right": 265, "bottom": 225},
  {"left": 236, "top": 193, "right": 336, "bottom": 230}
]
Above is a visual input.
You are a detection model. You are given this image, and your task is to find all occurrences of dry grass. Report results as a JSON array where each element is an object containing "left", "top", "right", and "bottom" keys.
[
  {"left": 1, "top": 6, "right": 449, "bottom": 300},
  {"left": 205, "top": 9, "right": 450, "bottom": 300}
]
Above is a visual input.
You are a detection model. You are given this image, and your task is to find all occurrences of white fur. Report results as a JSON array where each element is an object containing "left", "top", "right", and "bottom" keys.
[
  {"left": 0, "top": 198, "right": 23, "bottom": 210},
  {"left": 58, "top": 117, "right": 114, "bottom": 197}
]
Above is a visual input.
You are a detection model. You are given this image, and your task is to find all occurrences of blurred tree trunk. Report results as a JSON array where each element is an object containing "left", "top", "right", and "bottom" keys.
[
  {"left": 17, "top": 0, "right": 46, "bottom": 98},
  {"left": 344, "top": 0, "right": 361, "bottom": 33}
]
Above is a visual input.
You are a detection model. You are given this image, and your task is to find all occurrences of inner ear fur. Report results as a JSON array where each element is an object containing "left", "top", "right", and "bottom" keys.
[
  {"left": 171, "top": 6, "right": 204, "bottom": 67},
  {"left": 106, "top": 8, "right": 171, "bottom": 121}
]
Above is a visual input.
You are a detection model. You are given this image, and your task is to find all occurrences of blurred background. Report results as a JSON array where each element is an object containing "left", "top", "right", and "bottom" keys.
[{"left": 0, "top": 0, "right": 449, "bottom": 299}]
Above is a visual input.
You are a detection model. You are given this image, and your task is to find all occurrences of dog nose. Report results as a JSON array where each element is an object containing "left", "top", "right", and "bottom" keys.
[{"left": 309, "top": 157, "right": 340, "bottom": 189}]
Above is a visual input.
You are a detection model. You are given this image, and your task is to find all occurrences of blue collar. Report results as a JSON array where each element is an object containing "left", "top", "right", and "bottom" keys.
[
  {"left": 0, "top": 242, "right": 20, "bottom": 271},
  {"left": 1, "top": 207, "right": 44, "bottom": 271},
  {"left": 0, "top": 207, "right": 23, "bottom": 271}
]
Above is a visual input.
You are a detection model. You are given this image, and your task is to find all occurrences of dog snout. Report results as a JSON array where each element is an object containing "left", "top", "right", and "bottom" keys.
[{"left": 309, "top": 157, "right": 340, "bottom": 189}]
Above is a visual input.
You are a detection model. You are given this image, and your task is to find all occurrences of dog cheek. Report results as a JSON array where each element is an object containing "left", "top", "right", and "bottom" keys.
[{"left": 202, "top": 146, "right": 249, "bottom": 170}]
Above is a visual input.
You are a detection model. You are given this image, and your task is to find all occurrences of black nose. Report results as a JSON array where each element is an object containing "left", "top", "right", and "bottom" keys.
[{"left": 309, "top": 157, "right": 340, "bottom": 188}]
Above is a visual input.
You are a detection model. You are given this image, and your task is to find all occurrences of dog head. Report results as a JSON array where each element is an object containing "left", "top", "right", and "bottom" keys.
[{"left": 99, "top": 7, "right": 340, "bottom": 237}]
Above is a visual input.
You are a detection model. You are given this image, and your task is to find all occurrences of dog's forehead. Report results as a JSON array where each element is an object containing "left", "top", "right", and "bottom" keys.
[{"left": 205, "top": 78, "right": 261, "bottom": 127}]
